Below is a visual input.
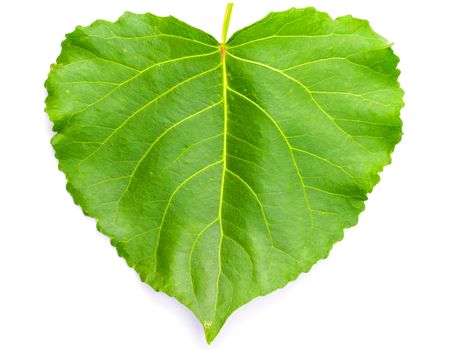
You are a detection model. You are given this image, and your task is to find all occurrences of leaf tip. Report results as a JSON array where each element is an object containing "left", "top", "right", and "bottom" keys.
[{"left": 203, "top": 319, "right": 222, "bottom": 344}]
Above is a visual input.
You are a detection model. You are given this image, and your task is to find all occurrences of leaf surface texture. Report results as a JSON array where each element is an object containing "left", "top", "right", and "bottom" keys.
[{"left": 45, "top": 7, "right": 403, "bottom": 342}]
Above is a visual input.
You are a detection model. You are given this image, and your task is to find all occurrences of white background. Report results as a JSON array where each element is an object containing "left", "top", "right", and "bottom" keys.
[{"left": 1, "top": 0, "right": 449, "bottom": 349}]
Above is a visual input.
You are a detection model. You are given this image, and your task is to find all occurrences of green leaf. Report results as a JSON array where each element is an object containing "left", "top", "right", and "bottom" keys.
[{"left": 45, "top": 4, "right": 403, "bottom": 343}]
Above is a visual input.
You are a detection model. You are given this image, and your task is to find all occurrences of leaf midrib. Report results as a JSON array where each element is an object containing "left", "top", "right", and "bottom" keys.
[{"left": 214, "top": 45, "right": 228, "bottom": 321}]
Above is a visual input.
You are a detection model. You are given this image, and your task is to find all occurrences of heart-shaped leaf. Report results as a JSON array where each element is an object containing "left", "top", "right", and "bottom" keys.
[{"left": 45, "top": 4, "right": 403, "bottom": 343}]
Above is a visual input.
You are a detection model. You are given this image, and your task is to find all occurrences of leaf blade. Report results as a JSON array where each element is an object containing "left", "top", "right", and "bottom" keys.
[{"left": 45, "top": 7, "right": 403, "bottom": 343}]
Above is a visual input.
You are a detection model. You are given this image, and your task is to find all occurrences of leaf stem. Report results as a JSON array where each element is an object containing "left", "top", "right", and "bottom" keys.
[{"left": 221, "top": 3, "right": 234, "bottom": 44}]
